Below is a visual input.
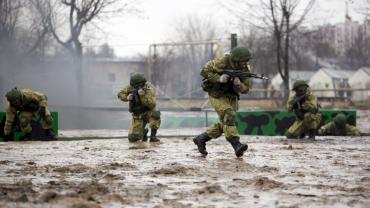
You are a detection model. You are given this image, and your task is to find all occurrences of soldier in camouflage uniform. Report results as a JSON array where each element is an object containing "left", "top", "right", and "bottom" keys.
[
  {"left": 286, "top": 80, "right": 321, "bottom": 139},
  {"left": 117, "top": 73, "right": 161, "bottom": 142},
  {"left": 3, "top": 88, "right": 54, "bottom": 139},
  {"left": 318, "top": 113, "right": 360, "bottom": 136},
  {"left": 193, "top": 47, "right": 250, "bottom": 157}
]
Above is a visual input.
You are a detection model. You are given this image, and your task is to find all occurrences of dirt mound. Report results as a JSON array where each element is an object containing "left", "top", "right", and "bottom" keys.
[
  {"left": 53, "top": 163, "right": 91, "bottom": 174},
  {"left": 101, "top": 162, "right": 137, "bottom": 170},
  {"left": 233, "top": 176, "right": 283, "bottom": 191},
  {"left": 212, "top": 159, "right": 279, "bottom": 173},
  {"left": 0, "top": 180, "right": 36, "bottom": 202},
  {"left": 196, "top": 184, "right": 225, "bottom": 195},
  {"left": 151, "top": 162, "right": 199, "bottom": 176},
  {"left": 250, "top": 176, "right": 283, "bottom": 191}
]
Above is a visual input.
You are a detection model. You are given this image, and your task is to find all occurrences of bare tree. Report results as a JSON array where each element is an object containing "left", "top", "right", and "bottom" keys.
[
  {"left": 155, "top": 15, "right": 219, "bottom": 98},
  {"left": 0, "top": 0, "right": 51, "bottom": 57},
  {"left": 48, "top": 0, "right": 137, "bottom": 101},
  {"left": 220, "top": 0, "right": 315, "bottom": 101}
]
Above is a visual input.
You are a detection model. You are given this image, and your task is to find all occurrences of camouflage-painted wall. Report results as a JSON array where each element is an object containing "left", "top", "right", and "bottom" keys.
[
  {"left": 237, "top": 110, "right": 356, "bottom": 136},
  {"left": 0, "top": 112, "right": 58, "bottom": 141}
]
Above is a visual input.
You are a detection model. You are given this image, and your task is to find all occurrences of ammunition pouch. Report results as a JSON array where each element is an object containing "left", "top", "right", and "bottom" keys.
[{"left": 202, "top": 79, "right": 238, "bottom": 98}]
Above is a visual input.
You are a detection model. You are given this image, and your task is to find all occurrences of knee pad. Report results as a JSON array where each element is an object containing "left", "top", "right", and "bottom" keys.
[
  {"left": 151, "top": 111, "right": 161, "bottom": 120},
  {"left": 223, "top": 108, "right": 236, "bottom": 126}
]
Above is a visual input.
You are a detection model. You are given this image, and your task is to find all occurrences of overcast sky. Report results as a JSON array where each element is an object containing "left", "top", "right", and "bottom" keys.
[{"left": 92, "top": 0, "right": 367, "bottom": 57}]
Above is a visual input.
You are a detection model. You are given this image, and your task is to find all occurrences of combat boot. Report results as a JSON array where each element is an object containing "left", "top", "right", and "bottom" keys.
[
  {"left": 228, "top": 137, "right": 248, "bottom": 157},
  {"left": 22, "top": 133, "right": 33, "bottom": 141},
  {"left": 149, "top": 129, "right": 160, "bottom": 142},
  {"left": 193, "top": 132, "right": 212, "bottom": 155},
  {"left": 44, "top": 129, "right": 56, "bottom": 141},
  {"left": 308, "top": 129, "right": 316, "bottom": 140},
  {"left": 142, "top": 128, "right": 149, "bottom": 142}
]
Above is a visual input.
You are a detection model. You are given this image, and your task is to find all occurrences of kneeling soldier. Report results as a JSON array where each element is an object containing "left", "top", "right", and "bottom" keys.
[
  {"left": 286, "top": 80, "right": 321, "bottom": 139},
  {"left": 4, "top": 88, "right": 55, "bottom": 140},
  {"left": 318, "top": 113, "right": 360, "bottom": 136},
  {"left": 117, "top": 73, "right": 161, "bottom": 142}
]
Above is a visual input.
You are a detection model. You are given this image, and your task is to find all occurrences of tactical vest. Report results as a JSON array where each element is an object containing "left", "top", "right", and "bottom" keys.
[
  {"left": 202, "top": 80, "right": 238, "bottom": 98},
  {"left": 201, "top": 56, "right": 239, "bottom": 98}
]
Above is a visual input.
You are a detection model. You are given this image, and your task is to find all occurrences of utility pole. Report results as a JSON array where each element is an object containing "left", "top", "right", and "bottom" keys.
[{"left": 231, "top": 33, "right": 238, "bottom": 49}]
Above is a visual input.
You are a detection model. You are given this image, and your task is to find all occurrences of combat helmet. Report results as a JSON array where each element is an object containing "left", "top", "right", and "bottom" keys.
[
  {"left": 292, "top": 80, "right": 309, "bottom": 91},
  {"left": 333, "top": 114, "right": 347, "bottom": 127},
  {"left": 230, "top": 47, "right": 252, "bottom": 62},
  {"left": 130, "top": 73, "right": 146, "bottom": 88},
  {"left": 5, "top": 87, "right": 22, "bottom": 106}
]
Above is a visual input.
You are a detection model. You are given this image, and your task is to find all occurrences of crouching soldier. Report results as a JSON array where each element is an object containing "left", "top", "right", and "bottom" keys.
[
  {"left": 286, "top": 80, "right": 321, "bottom": 139},
  {"left": 193, "top": 46, "right": 252, "bottom": 157},
  {"left": 4, "top": 88, "right": 55, "bottom": 140},
  {"left": 117, "top": 73, "right": 160, "bottom": 142},
  {"left": 318, "top": 113, "right": 361, "bottom": 136}
]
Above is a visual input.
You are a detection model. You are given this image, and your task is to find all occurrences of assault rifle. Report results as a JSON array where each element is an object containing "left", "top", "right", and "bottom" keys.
[
  {"left": 292, "top": 95, "right": 307, "bottom": 120},
  {"left": 128, "top": 89, "right": 141, "bottom": 113},
  {"left": 292, "top": 95, "right": 307, "bottom": 110},
  {"left": 223, "top": 69, "right": 269, "bottom": 80}
]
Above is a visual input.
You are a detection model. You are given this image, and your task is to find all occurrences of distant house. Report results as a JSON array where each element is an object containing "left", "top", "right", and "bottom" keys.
[
  {"left": 348, "top": 67, "right": 370, "bottom": 102},
  {"left": 269, "top": 70, "right": 316, "bottom": 98},
  {"left": 309, "top": 68, "right": 354, "bottom": 98},
  {"left": 83, "top": 57, "right": 147, "bottom": 105}
]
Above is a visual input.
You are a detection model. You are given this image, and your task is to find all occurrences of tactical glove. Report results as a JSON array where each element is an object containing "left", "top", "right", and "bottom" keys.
[
  {"left": 138, "top": 88, "right": 145, "bottom": 96},
  {"left": 127, "top": 94, "right": 134, "bottom": 101},
  {"left": 219, "top": 74, "right": 230, "bottom": 83},
  {"left": 233, "top": 77, "right": 241, "bottom": 86}
]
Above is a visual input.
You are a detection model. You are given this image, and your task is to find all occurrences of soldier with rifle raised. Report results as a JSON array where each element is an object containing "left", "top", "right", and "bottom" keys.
[
  {"left": 193, "top": 46, "right": 268, "bottom": 157},
  {"left": 286, "top": 80, "right": 321, "bottom": 140},
  {"left": 117, "top": 73, "right": 161, "bottom": 142}
]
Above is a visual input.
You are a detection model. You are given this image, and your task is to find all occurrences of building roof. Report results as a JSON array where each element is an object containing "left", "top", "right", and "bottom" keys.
[
  {"left": 360, "top": 67, "right": 370, "bottom": 75},
  {"left": 289, "top": 70, "right": 316, "bottom": 80},
  {"left": 320, "top": 68, "right": 354, "bottom": 79}
]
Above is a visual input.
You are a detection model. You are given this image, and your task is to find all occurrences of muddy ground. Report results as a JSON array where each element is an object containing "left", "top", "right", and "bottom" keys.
[{"left": 0, "top": 135, "right": 369, "bottom": 208}]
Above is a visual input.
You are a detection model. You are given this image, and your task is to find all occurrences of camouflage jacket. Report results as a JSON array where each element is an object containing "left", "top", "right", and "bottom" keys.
[
  {"left": 201, "top": 55, "right": 251, "bottom": 98},
  {"left": 4, "top": 89, "right": 49, "bottom": 134},
  {"left": 318, "top": 122, "right": 361, "bottom": 136},
  {"left": 287, "top": 91, "right": 320, "bottom": 114},
  {"left": 117, "top": 82, "right": 157, "bottom": 113}
]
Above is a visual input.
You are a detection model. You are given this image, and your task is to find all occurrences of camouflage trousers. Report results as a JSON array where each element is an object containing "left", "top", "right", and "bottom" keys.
[
  {"left": 18, "top": 110, "right": 53, "bottom": 134},
  {"left": 287, "top": 112, "right": 321, "bottom": 138},
  {"left": 128, "top": 110, "right": 161, "bottom": 142},
  {"left": 206, "top": 95, "right": 239, "bottom": 140}
]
